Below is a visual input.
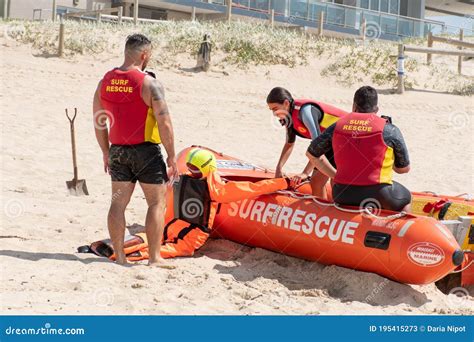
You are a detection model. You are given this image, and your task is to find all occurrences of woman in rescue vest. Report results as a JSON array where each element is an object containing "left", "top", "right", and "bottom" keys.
[
  {"left": 159, "top": 148, "right": 292, "bottom": 259},
  {"left": 306, "top": 86, "right": 412, "bottom": 212},
  {"left": 266, "top": 87, "right": 347, "bottom": 199}
]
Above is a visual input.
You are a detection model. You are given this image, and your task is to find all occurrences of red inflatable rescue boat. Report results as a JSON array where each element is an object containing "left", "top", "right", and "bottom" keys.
[
  {"left": 167, "top": 146, "right": 470, "bottom": 285},
  {"left": 84, "top": 146, "right": 473, "bottom": 286}
]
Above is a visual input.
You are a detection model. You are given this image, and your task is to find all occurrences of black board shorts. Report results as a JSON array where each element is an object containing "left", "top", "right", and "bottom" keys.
[
  {"left": 109, "top": 142, "right": 168, "bottom": 184},
  {"left": 332, "top": 181, "right": 411, "bottom": 212}
]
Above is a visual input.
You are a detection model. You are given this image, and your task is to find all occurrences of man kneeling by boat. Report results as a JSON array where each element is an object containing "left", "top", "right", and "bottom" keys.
[{"left": 305, "top": 86, "right": 412, "bottom": 212}]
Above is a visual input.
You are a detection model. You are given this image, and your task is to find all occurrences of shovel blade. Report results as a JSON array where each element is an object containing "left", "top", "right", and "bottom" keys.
[{"left": 66, "top": 179, "right": 89, "bottom": 196}]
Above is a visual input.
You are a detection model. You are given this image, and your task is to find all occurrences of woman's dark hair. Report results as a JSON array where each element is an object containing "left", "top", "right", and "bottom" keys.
[
  {"left": 266, "top": 87, "right": 293, "bottom": 104},
  {"left": 353, "top": 86, "right": 378, "bottom": 113}
]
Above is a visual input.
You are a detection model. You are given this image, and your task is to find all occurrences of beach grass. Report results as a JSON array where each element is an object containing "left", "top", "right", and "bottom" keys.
[{"left": 1, "top": 19, "right": 472, "bottom": 95}]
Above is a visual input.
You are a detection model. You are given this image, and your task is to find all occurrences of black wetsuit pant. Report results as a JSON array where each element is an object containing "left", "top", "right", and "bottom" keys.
[{"left": 332, "top": 181, "right": 411, "bottom": 212}]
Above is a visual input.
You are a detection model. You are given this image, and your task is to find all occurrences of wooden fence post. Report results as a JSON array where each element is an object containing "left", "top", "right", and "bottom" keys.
[
  {"left": 191, "top": 6, "right": 196, "bottom": 21},
  {"left": 361, "top": 17, "right": 366, "bottom": 41},
  {"left": 318, "top": 11, "right": 324, "bottom": 37},
  {"left": 58, "top": 16, "right": 65, "bottom": 57},
  {"left": 458, "top": 29, "right": 464, "bottom": 75},
  {"left": 269, "top": 9, "right": 274, "bottom": 28},
  {"left": 3, "top": 0, "right": 9, "bottom": 19},
  {"left": 52, "top": 0, "right": 57, "bottom": 21},
  {"left": 134, "top": 0, "right": 139, "bottom": 25},
  {"left": 397, "top": 44, "right": 405, "bottom": 94},
  {"left": 427, "top": 31, "right": 433, "bottom": 65},
  {"left": 118, "top": 6, "right": 123, "bottom": 24},
  {"left": 227, "top": 0, "right": 232, "bottom": 24}
]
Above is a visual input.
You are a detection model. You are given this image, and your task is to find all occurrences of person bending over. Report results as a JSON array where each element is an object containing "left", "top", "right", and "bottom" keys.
[{"left": 266, "top": 87, "right": 348, "bottom": 199}]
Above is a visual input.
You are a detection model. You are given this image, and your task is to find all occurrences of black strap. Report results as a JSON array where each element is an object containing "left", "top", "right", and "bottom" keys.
[
  {"left": 438, "top": 202, "right": 452, "bottom": 220},
  {"left": 163, "top": 218, "right": 178, "bottom": 242},
  {"left": 146, "top": 70, "right": 157, "bottom": 79},
  {"left": 381, "top": 115, "right": 393, "bottom": 124},
  {"left": 169, "top": 224, "right": 210, "bottom": 244},
  {"left": 177, "top": 224, "right": 201, "bottom": 240},
  {"left": 163, "top": 219, "right": 210, "bottom": 244}
]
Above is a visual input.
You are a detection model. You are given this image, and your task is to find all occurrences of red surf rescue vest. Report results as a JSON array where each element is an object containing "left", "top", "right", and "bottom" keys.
[
  {"left": 100, "top": 68, "right": 161, "bottom": 145},
  {"left": 291, "top": 99, "right": 348, "bottom": 139},
  {"left": 333, "top": 113, "right": 394, "bottom": 186}
]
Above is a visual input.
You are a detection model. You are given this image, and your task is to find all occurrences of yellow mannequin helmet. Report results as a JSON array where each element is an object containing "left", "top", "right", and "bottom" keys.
[{"left": 186, "top": 148, "right": 217, "bottom": 178}]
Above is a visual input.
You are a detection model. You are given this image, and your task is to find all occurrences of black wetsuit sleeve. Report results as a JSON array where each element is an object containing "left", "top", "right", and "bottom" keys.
[
  {"left": 307, "top": 123, "right": 336, "bottom": 157},
  {"left": 286, "top": 127, "right": 296, "bottom": 144},
  {"left": 383, "top": 124, "right": 410, "bottom": 168}
]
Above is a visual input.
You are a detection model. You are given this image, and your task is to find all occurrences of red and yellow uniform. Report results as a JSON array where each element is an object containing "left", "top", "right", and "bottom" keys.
[
  {"left": 333, "top": 113, "right": 394, "bottom": 185},
  {"left": 291, "top": 99, "right": 347, "bottom": 139},
  {"left": 100, "top": 68, "right": 160, "bottom": 145}
]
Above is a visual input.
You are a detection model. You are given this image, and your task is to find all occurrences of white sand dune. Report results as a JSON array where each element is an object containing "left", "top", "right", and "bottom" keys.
[{"left": 1, "top": 36, "right": 473, "bottom": 315}]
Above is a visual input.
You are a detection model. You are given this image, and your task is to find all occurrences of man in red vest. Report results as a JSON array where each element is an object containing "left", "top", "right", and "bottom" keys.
[
  {"left": 306, "top": 86, "right": 411, "bottom": 212},
  {"left": 93, "top": 34, "right": 178, "bottom": 266},
  {"left": 266, "top": 87, "right": 348, "bottom": 199}
]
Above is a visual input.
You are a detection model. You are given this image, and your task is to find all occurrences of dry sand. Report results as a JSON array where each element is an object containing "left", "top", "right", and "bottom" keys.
[{"left": 1, "top": 34, "right": 473, "bottom": 315}]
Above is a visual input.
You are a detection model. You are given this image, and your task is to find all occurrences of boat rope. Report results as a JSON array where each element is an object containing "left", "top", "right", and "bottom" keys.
[
  {"left": 453, "top": 193, "right": 472, "bottom": 200},
  {"left": 276, "top": 190, "right": 407, "bottom": 220},
  {"left": 451, "top": 259, "right": 474, "bottom": 274}
]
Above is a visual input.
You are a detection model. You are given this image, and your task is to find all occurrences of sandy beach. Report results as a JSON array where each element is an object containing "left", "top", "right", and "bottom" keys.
[{"left": 1, "top": 24, "right": 473, "bottom": 315}]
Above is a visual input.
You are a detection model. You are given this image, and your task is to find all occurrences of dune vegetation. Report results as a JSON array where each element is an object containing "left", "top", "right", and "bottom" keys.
[{"left": 1, "top": 19, "right": 472, "bottom": 95}]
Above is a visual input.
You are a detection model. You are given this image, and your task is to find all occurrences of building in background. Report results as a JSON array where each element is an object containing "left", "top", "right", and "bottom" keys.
[
  {"left": 1, "top": 0, "right": 111, "bottom": 20},
  {"left": 1, "top": 0, "right": 471, "bottom": 39}
]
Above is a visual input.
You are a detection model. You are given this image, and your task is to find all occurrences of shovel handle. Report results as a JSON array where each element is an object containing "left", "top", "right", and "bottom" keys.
[
  {"left": 66, "top": 108, "right": 79, "bottom": 181},
  {"left": 65, "top": 108, "right": 77, "bottom": 123}
]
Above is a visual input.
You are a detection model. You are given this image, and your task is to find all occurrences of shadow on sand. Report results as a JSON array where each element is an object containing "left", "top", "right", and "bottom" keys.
[
  {"left": 0, "top": 249, "right": 110, "bottom": 264},
  {"left": 201, "top": 239, "right": 430, "bottom": 308}
]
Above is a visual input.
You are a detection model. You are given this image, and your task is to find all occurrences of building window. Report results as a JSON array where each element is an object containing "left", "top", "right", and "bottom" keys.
[
  {"left": 380, "top": 0, "right": 389, "bottom": 13},
  {"left": 370, "top": 0, "right": 379, "bottom": 11},
  {"left": 389, "top": 0, "right": 399, "bottom": 14},
  {"left": 360, "top": 0, "right": 369, "bottom": 9}
]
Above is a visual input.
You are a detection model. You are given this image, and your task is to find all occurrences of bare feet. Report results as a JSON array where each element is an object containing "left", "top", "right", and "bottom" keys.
[
  {"left": 114, "top": 254, "right": 129, "bottom": 266},
  {"left": 148, "top": 257, "right": 176, "bottom": 269}
]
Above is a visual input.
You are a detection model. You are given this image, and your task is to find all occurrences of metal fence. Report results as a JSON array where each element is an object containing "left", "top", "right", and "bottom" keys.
[{"left": 199, "top": 0, "right": 472, "bottom": 38}]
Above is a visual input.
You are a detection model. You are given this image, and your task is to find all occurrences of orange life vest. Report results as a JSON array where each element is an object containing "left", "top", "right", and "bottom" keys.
[
  {"left": 87, "top": 173, "right": 288, "bottom": 261},
  {"left": 160, "top": 172, "right": 288, "bottom": 259},
  {"left": 291, "top": 99, "right": 348, "bottom": 139}
]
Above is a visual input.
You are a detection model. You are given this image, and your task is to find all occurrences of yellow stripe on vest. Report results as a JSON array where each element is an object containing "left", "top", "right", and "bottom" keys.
[
  {"left": 461, "top": 217, "right": 474, "bottom": 251},
  {"left": 144, "top": 108, "right": 161, "bottom": 144},
  {"left": 379, "top": 146, "right": 394, "bottom": 184},
  {"left": 320, "top": 113, "right": 341, "bottom": 129}
]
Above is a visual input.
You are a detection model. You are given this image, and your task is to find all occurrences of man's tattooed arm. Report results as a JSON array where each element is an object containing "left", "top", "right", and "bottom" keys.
[{"left": 150, "top": 79, "right": 169, "bottom": 116}]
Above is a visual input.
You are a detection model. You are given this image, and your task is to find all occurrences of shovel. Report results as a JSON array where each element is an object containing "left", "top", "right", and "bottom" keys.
[{"left": 66, "top": 108, "right": 89, "bottom": 196}]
